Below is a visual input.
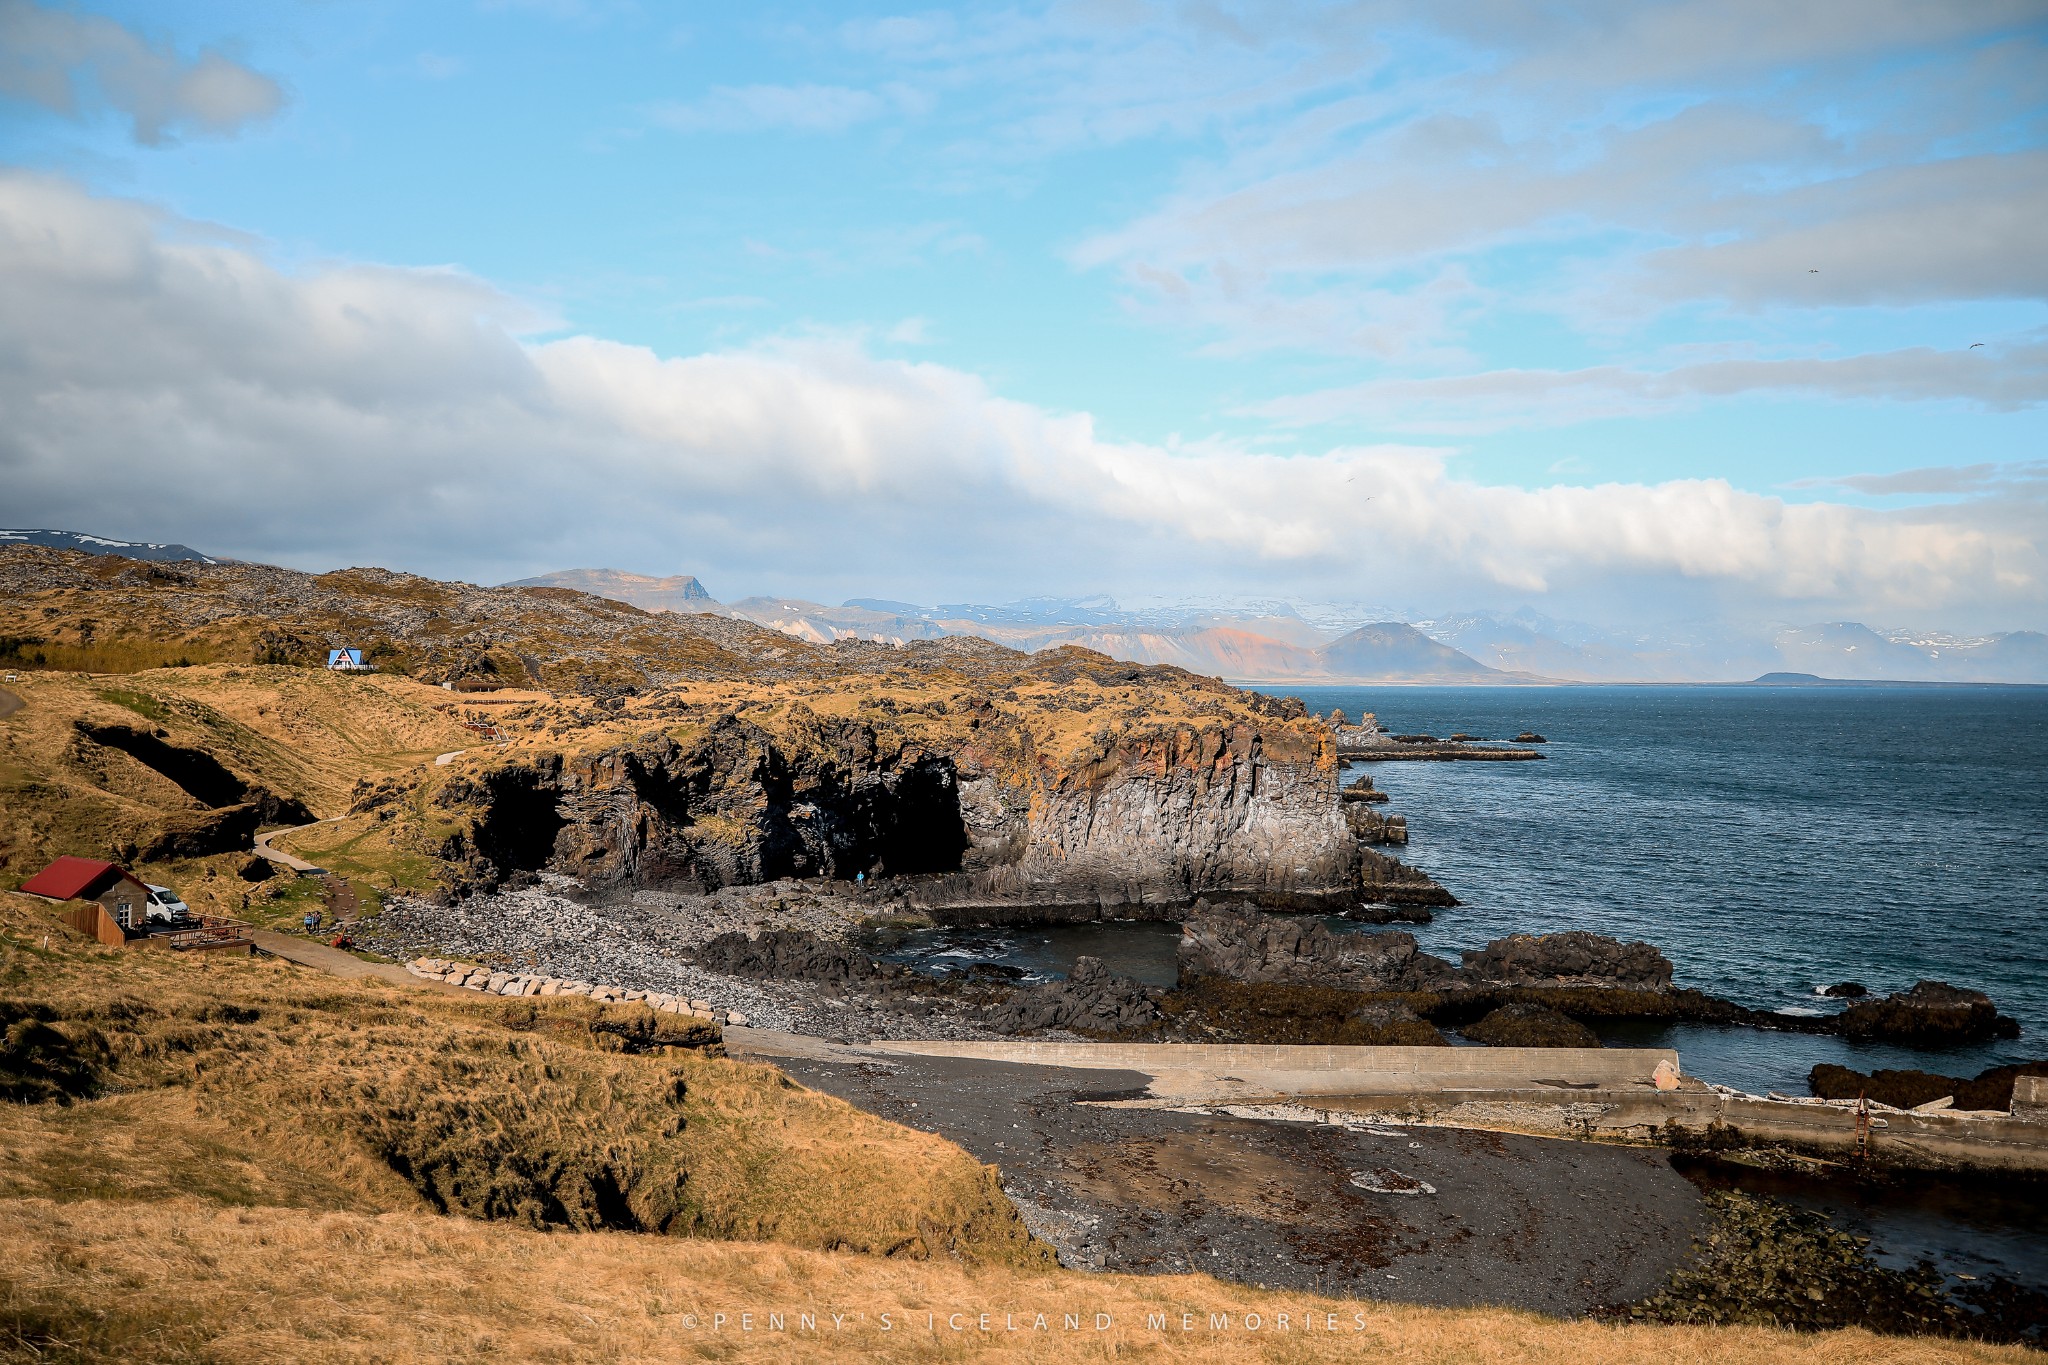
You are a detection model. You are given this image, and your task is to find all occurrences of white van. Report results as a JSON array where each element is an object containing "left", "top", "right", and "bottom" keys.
[{"left": 144, "top": 884, "right": 191, "bottom": 923}]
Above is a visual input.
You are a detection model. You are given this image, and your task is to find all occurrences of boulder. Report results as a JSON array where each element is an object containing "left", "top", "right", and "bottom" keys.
[
  {"left": 693, "top": 929, "right": 892, "bottom": 984},
  {"left": 1822, "top": 981, "right": 1868, "bottom": 999},
  {"left": 991, "top": 956, "right": 1159, "bottom": 1036},
  {"left": 1835, "top": 981, "right": 2020, "bottom": 1046},
  {"left": 1178, "top": 903, "right": 1459, "bottom": 992},
  {"left": 1463, "top": 1002, "right": 1599, "bottom": 1048},
  {"left": 1515, "top": 732, "right": 1547, "bottom": 744},
  {"left": 1462, "top": 932, "right": 1673, "bottom": 988}
]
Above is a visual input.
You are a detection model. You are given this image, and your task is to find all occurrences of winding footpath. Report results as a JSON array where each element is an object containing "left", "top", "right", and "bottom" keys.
[{"left": 0, "top": 686, "right": 24, "bottom": 721}]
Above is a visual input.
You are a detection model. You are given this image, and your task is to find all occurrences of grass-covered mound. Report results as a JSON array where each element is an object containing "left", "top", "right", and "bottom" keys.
[{"left": 0, "top": 890, "right": 1044, "bottom": 1264}]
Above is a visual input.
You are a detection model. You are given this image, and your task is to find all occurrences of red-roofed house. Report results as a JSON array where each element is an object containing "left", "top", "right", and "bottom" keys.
[
  {"left": 21, "top": 857, "right": 152, "bottom": 943},
  {"left": 19, "top": 856, "right": 250, "bottom": 954}
]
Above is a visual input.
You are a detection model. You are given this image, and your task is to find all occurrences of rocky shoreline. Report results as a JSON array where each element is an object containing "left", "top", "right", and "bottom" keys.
[{"left": 358, "top": 884, "right": 2020, "bottom": 1061}]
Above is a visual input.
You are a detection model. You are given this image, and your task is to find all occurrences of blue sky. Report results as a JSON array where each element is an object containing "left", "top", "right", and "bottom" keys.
[{"left": 1, "top": 0, "right": 2044, "bottom": 628}]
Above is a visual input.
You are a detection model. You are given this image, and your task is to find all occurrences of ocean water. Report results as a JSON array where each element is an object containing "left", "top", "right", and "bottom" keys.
[
  {"left": 890, "top": 685, "right": 2048, "bottom": 1095},
  {"left": 1287, "top": 684, "right": 2048, "bottom": 1093}
]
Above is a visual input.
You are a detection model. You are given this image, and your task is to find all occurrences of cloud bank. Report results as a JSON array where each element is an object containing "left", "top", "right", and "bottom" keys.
[{"left": 0, "top": 173, "right": 2039, "bottom": 628}]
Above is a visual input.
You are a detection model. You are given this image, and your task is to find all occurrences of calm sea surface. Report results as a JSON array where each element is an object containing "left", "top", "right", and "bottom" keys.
[{"left": 891, "top": 685, "right": 2048, "bottom": 1095}]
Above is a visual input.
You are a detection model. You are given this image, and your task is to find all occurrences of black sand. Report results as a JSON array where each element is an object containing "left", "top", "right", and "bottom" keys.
[{"left": 771, "top": 1051, "right": 1705, "bottom": 1316}]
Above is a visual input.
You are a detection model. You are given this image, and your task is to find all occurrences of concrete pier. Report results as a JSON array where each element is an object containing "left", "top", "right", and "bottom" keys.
[{"left": 736, "top": 1034, "right": 2048, "bottom": 1172}]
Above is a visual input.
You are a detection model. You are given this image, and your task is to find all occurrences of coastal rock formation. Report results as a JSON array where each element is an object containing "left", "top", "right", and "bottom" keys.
[
  {"left": 1463, "top": 1003, "right": 1600, "bottom": 1049},
  {"left": 1461, "top": 932, "right": 1674, "bottom": 988},
  {"left": 1822, "top": 981, "right": 1868, "bottom": 999},
  {"left": 926, "top": 718, "right": 1366, "bottom": 916},
  {"left": 989, "top": 957, "right": 1159, "bottom": 1035},
  {"left": 430, "top": 694, "right": 1392, "bottom": 917},
  {"left": 1344, "top": 802, "right": 1408, "bottom": 845},
  {"left": 1357, "top": 847, "right": 1457, "bottom": 907},
  {"left": 1835, "top": 981, "right": 2020, "bottom": 1046},
  {"left": 691, "top": 929, "right": 896, "bottom": 986},
  {"left": 1176, "top": 902, "right": 1458, "bottom": 992}
]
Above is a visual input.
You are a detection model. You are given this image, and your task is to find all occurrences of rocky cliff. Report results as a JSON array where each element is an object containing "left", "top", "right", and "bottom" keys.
[{"left": 418, "top": 698, "right": 1406, "bottom": 919}]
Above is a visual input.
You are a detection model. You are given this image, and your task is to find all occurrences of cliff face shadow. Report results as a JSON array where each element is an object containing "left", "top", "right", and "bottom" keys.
[{"left": 75, "top": 721, "right": 248, "bottom": 808}]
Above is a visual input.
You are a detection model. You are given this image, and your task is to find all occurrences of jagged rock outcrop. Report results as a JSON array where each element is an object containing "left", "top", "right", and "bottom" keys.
[
  {"left": 1357, "top": 847, "right": 1457, "bottom": 907},
  {"left": 1176, "top": 902, "right": 1458, "bottom": 992},
  {"left": 1461, "top": 932, "right": 1673, "bottom": 988},
  {"left": 1835, "top": 981, "right": 2020, "bottom": 1046},
  {"left": 1463, "top": 1003, "right": 1600, "bottom": 1048},
  {"left": 1345, "top": 803, "right": 1407, "bottom": 845},
  {"left": 922, "top": 719, "right": 1367, "bottom": 917},
  {"left": 691, "top": 930, "right": 896, "bottom": 985},
  {"left": 989, "top": 957, "right": 1159, "bottom": 1035}
]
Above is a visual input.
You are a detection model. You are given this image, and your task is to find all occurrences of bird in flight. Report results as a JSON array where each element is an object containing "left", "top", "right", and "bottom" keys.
[
  {"left": 1970, "top": 342, "right": 1985, "bottom": 348},
  {"left": 1807, "top": 268, "right": 1819, "bottom": 273}
]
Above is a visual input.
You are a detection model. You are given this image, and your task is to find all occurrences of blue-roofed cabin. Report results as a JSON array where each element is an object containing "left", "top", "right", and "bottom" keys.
[{"left": 327, "top": 648, "right": 370, "bottom": 671}]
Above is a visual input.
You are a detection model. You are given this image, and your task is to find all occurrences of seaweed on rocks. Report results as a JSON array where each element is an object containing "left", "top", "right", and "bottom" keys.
[
  {"left": 1158, "top": 978, "right": 1446, "bottom": 1046},
  {"left": 1344, "top": 1000, "right": 1448, "bottom": 1047},
  {"left": 1620, "top": 1191, "right": 2041, "bottom": 1344},
  {"left": 1809, "top": 1059, "right": 2048, "bottom": 1112},
  {"left": 1461, "top": 1002, "right": 1600, "bottom": 1049}
]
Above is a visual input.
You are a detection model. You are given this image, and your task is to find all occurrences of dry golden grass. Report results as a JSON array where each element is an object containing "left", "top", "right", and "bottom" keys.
[
  {"left": 0, "top": 892, "right": 1043, "bottom": 1269},
  {"left": 0, "top": 897, "right": 2037, "bottom": 1362},
  {"left": 1, "top": 1197, "right": 2032, "bottom": 1364},
  {"left": 0, "top": 666, "right": 469, "bottom": 884}
]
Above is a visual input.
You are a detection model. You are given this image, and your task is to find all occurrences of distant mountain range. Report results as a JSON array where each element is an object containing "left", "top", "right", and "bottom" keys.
[
  {"left": 6, "top": 532, "right": 2042, "bottom": 684},
  {"left": 488, "top": 570, "right": 2048, "bottom": 686},
  {"left": 1, "top": 528, "right": 218, "bottom": 564}
]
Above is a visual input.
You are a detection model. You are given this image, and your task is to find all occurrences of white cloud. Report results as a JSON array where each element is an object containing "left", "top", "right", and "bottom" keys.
[
  {"left": 0, "top": 0, "right": 284, "bottom": 143},
  {"left": 0, "top": 172, "right": 2039, "bottom": 627},
  {"left": 1059, "top": 2, "right": 2048, "bottom": 355},
  {"left": 1255, "top": 341, "right": 2048, "bottom": 432}
]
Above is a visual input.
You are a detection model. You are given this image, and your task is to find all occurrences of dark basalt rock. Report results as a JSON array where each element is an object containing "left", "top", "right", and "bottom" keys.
[
  {"left": 1357, "top": 847, "right": 1457, "bottom": 907},
  {"left": 692, "top": 929, "right": 894, "bottom": 984},
  {"left": 1462, "top": 932, "right": 1674, "bottom": 989},
  {"left": 1462, "top": 1002, "right": 1600, "bottom": 1048},
  {"left": 1808, "top": 1059, "right": 2048, "bottom": 1112},
  {"left": 1821, "top": 981, "right": 1867, "bottom": 999},
  {"left": 990, "top": 956, "right": 1159, "bottom": 1035},
  {"left": 1178, "top": 902, "right": 1459, "bottom": 992},
  {"left": 1835, "top": 980, "right": 2020, "bottom": 1046}
]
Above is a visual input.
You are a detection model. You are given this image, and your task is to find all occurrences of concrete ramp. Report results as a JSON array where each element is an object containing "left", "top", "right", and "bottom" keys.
[{"left": 861, "top": 1039, "right": 1678, "bottom": 1102}]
